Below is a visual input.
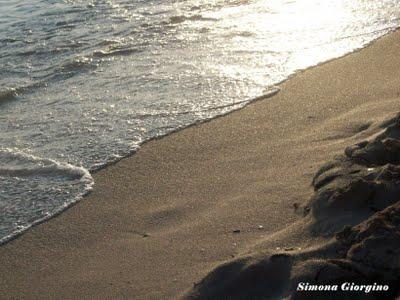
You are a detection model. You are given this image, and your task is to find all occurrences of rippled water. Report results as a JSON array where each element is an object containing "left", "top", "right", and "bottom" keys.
[{"left": 0, "top": 0, "right": 399, "bottom": 243}]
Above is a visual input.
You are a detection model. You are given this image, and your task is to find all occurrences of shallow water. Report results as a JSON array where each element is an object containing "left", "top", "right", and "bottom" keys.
[{"left": 0, "top": 0, "right": 399, "bottom": 243}]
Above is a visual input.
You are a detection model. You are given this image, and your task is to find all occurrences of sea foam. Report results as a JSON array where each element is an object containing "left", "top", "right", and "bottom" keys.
[
  {"left": 0, "top": 148, "right": 93, "bottom": 244},
  {"left": 0, "top": 0, "right": 399, "bottom": 243}
]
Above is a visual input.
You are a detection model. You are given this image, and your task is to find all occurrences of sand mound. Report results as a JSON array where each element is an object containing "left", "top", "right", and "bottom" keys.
[{"left": 184, "top": 114, "right": 400, "bottom": 299}]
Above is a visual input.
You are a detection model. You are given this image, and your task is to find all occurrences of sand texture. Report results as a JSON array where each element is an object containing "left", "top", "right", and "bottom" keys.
[
  {"left": 1, "top": 31, "right": 400, "bottom": 299},
  {"left": 186, "top": 114, "right": 400, "bottom": 299}
]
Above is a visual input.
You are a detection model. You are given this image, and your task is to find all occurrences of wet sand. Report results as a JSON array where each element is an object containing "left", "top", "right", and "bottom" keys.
[{"left": 1, "top": 30, "right": 400, "bottom": 299}]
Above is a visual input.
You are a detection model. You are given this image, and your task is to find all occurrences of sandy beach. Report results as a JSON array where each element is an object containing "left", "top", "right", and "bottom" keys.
[{"left": 1, "top": 29, "right": 400, "bottom": 299}]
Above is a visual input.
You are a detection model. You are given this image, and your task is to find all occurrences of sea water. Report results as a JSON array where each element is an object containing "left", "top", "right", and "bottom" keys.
[{"left": 0, "top": 0, "right": 399, "bottom": 243}]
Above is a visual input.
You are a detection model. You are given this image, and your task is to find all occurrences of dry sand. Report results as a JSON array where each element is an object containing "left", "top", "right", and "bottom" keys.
[{"left": 1, "top": 30, "right": 400, "bottom": 299}]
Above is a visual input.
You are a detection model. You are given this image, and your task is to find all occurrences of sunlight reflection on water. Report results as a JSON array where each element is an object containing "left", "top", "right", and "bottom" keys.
[{"left": 0, "top": 0, "right": 399, "bottom": 243}]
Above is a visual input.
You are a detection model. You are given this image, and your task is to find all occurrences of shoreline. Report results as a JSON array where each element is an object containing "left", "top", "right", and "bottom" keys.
[
  {"left": 1, "top": 30, "right": 400, "bottom": 299},
  {"left": 0, "top": 28, "right": 395, "bottom": 246}
]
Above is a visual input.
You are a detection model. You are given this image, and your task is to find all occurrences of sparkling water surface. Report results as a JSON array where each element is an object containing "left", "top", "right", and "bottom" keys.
[{"left": 0, "top": 0, "right": 399, "bottom": 243}]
